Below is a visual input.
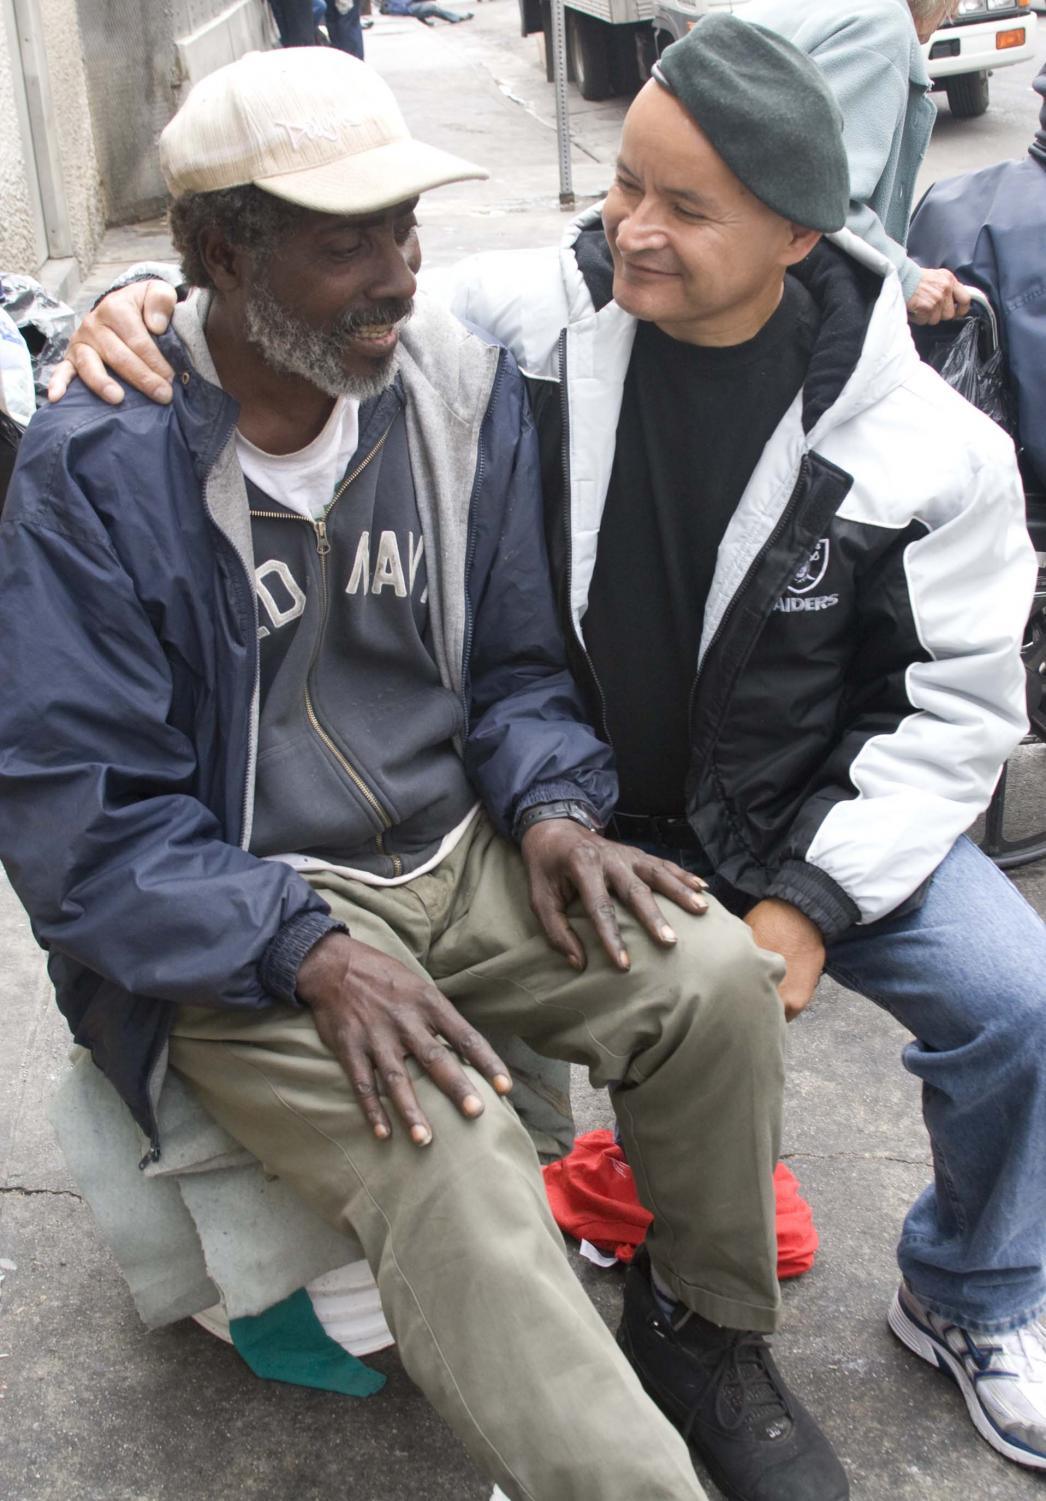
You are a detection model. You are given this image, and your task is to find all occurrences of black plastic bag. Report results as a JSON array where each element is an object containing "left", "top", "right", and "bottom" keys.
[{"left": 925, "top": 317, "right": 1016, "bottom": 437}]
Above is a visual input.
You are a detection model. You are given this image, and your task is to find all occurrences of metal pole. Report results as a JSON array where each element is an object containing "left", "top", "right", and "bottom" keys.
[{"left": 548, "top": 0, "right": 574, "bottom": 208}]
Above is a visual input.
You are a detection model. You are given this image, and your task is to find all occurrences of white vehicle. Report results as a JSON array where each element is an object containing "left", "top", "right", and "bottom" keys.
[
  {"left": 923, "top": 0, "right": 1037, "bottom": 117},
  {"left": 650, "top": 0, "right": 1037, "bottom": 118}
]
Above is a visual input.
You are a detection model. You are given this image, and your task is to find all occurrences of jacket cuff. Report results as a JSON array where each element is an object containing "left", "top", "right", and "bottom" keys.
[
  {"left": 511, "top": 780, "right": 600, "bottom": 840},
  {"left": 898, "top": 256, "right": 924, "bottom": 302},
  {"left": 765, "top": 860, "right": 861, "bottom": 942},
  {"left": 260, "top": 911, "right": 347, "bottom": 1006}
]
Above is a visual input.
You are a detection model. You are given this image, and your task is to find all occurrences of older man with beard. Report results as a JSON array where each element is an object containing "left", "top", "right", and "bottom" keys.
[
  {"left": 0, "top": 44, "right": 856, "bottom": 1501},
  {"left": 44, "top": 9, "right": 1046, "bottom": 1485}
]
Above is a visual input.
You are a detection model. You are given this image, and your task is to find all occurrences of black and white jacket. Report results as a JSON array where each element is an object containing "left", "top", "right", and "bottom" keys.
[{"left": 435, "top": 211, "right": 1035, "bottom": 938}]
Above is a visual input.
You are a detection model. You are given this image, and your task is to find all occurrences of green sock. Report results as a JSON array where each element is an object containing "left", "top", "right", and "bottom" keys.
[{"left": 229, "top": 1287, "right": 386, "bottom": 1398}]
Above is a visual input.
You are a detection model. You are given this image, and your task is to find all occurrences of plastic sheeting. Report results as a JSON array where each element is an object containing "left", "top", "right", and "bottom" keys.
[{"left": 0, "top": 275, "right": 75, "bottom": 409}]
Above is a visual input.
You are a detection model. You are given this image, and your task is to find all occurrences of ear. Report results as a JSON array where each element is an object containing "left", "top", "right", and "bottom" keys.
[
  {"left": 782, "top": 225, "right": 823, "bottom": 268},
  {"left": 198, "top": 227, "right": 247, "bottom": 293}
]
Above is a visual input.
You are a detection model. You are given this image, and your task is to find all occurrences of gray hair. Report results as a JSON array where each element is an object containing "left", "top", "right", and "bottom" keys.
[{"left": 167, "top": 185, "right": 310, "bottom": 290}]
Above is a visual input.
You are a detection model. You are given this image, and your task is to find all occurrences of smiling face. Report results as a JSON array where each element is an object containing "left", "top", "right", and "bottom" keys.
[
  {"left": 602, "top": 82, "right": 821, "bottom": 348},
  {"left": 243, "top": 197, "right": 422, "bottom": 397},
  {"left": 196, "top": 190, "right": 423, "bottom": 399}
]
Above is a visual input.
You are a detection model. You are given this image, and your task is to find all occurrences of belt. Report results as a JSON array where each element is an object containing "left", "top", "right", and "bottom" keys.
[{"left": 610, "top": 810, "right": 703, "bottom": 849}]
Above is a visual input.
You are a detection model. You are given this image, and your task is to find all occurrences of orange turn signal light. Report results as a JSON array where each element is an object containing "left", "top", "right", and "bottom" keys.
[{"left": 996, "top": 27, "right": 1025, "bottom": 47}]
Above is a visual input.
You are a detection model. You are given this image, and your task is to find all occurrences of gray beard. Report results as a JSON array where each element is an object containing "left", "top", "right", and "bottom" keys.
[{"left": 243, "top": 277, "right": 408, "bottom": 400}]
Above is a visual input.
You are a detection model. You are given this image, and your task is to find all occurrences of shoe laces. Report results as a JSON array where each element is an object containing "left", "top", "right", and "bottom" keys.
[
  {"left": 989, "top": 1320, "right": 1046, "bottom": 1384},
  {"left": 952, "top": 1316, "right": 1046, "bottom": 1386},
  {"left": 673, "top": 1314, "right": 793, "bottom": 1441}
]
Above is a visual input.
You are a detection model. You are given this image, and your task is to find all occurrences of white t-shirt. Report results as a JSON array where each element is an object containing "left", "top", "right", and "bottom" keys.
[{"left": 236, "top": 395, "right": 360, "bottom": 519}]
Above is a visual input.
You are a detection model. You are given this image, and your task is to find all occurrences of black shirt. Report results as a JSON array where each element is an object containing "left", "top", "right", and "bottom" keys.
[{"left": 583, "top": 275, "right": 820, "bottom": 815}]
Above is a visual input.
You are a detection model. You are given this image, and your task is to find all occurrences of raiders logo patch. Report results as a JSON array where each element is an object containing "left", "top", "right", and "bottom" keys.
[{"left": 788, "top": 538, "right": 830, "bottom": 596}]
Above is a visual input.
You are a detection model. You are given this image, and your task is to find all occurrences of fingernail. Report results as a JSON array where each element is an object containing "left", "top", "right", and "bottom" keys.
[
  {"left": 492, "top": 1074, "right": 512, "bottom": 1093},
  {"left": 660, "top": 925, "right": 677, "bottom": 943},
  {"left": 147, "top": 314, "right": 167, "bottom": 332},
  {"left": 104, "top": 384, "right": 124, "bottom": 404},
  {"left": 374, "top": 1123, "right": 390, "bottom": 1140},
  {"left": 157, "top": 384, "right": 173, "bottom": 404},
  {"left": 618, "top": 949, "right": 630, "bottom": 970},
  {"left": 411, "top": 1125, "right": 432, "bottom": 1146},
  {"left": 462, "top": 1093, "right": 483, "bottom": 1117},
  {"left": 691, "top": 893, "right": 705, "bottom": 907},
  {"left": 567, "top": 953, "right": 582, "bottom": 969}
]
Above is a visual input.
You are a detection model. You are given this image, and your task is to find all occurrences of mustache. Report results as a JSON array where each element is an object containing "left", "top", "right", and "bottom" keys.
[{"left": 339, "top": 299, "right": 415, "bottom": 335}]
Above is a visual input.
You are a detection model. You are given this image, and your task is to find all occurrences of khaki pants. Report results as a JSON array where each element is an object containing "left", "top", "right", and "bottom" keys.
[{"left": 170, "top": 817, "right": 785, "bottom": 1501}]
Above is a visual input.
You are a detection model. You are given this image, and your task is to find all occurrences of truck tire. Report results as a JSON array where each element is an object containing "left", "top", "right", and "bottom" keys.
[
  {"left": 567, "top": 11, "right": 614, "bottom": 101},
  {"left": 945, "top": 71, "right": 990, "bottom": 118}
]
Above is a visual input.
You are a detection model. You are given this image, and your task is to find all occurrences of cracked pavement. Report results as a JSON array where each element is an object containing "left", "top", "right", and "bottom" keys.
[{"left": 3, "top": 10, "right": 1046, "bottom": 1499}]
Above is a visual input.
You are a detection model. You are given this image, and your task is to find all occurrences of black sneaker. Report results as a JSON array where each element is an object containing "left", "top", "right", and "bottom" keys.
[{"left": 618, "top": 1250, "right": 848, "bottom": 1501}]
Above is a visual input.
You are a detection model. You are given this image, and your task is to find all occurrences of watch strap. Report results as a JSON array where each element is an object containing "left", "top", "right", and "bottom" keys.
[{"left": 515, "top": 800, "right": 603, "bottom": 840}]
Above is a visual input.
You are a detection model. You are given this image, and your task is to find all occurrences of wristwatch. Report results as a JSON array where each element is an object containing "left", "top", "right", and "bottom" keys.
[{"left": 515, "top": 800, "right": 603, "bottom": 839}]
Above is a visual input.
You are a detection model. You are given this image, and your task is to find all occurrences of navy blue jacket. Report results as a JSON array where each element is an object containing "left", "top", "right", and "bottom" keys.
[{"left": 0, "top": 300, "right": 615, "bottom": 1152}]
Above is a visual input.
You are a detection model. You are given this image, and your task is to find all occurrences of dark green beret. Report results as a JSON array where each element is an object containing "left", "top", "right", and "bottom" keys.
[{"left": 654, "top": 13, "right": 849, "bottom": 233}]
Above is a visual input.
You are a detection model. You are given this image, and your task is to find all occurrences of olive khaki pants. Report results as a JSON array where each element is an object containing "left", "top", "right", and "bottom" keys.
[{"left": 169, "top": 817, "right": 786, "bottom": 1501}]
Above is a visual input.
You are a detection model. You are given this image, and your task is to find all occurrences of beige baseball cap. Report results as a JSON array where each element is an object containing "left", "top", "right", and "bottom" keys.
[{"left": 159, "top": 46, "right": 488, "bottom": 214}]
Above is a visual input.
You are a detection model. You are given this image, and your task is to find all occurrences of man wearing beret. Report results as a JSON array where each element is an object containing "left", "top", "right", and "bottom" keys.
[
  {"left": 53, "top": 10, "right": 1046, "bottom": 1483},
  {"left": 743, "top": 0, "right": 972, "bottom": 327}
]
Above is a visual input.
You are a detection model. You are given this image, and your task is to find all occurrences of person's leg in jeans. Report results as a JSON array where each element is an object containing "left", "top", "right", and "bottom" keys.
[
  {"left": 325, "top": 0, "right": 365, "bottom": 56},
  {"left": 271, "top": 0, "right": 318, "bottom": 45},
  {"left": 825, "top": 836, "right": 1046, "bottom": 1332},
  {"left": 410, "top": 2, "right": 472, "bottom": 19},
  {"left": 169, "top": 817, "right": 785, "bottom": 1500}
]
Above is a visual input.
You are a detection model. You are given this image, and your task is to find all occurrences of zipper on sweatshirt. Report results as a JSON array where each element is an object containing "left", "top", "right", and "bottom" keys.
[
  {"left": 249, "top": 422, "right": 402, "bottom": 877},
  {"left": 558, "top": 330, "right": 613, "bottom": 749},
  {"left": 459, "top": 351, "right": 504, "bottom": 736}
]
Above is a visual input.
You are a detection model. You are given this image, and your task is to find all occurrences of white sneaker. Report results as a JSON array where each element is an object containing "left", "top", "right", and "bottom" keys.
[{"left": 889, "top": 1283, "right": 1046, "bottom": 1470}]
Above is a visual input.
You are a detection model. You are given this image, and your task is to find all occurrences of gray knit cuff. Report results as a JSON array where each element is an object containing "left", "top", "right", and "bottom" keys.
[
  {"left": 260, "top": 911, "right": 347, "bottom": 1006},
  {"left": 92, "top": 261, "right": 184, "bottom": 313},
  {"left": 765, "top": 859, "right": 860, "bottom": 942}
]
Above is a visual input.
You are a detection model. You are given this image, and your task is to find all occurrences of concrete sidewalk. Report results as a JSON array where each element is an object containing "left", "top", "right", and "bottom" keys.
[{"left": 3, "top": 11, "right": 1046, "bottom": 1499}]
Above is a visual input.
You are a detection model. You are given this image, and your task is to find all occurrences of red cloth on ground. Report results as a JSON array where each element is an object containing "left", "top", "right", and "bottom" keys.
[{"left": 542, "top": 1129, "right": 818, "bottom": 1278}]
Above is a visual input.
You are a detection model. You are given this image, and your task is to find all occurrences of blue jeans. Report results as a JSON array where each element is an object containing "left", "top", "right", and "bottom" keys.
[
  {"left": 646, "top": 834, "right": 1046, "bottom": 1332},
  {"left": 325, "top": 0, "right": 365, "bottom": 57}
]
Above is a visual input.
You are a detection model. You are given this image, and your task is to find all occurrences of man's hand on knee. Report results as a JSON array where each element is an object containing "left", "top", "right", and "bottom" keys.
[
  {"left": 521, "top": 821, "right": 708, "bottom": 972},
  {"left": 743, "top": 898, "right": 825, "bottom": 1021},
  {"left": 297, "top": 932, "right": 512, "bottom": 1146}
]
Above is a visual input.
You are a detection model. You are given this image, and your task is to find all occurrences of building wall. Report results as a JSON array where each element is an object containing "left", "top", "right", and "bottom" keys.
[
  {"left": 77, "top": 0, "right": 273, "bottom": 225},
  {"left": 38, "top": 0, "right": 105, "bottom": 269},
  {"left": 0, "top": 0, "right": 104, "bottom": 280},
  {"left": 0, "top": 0, "right": 270, "bottom": 286},
  {"left": 0, "top": 12, "right": 44, "bottom": 274}
]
